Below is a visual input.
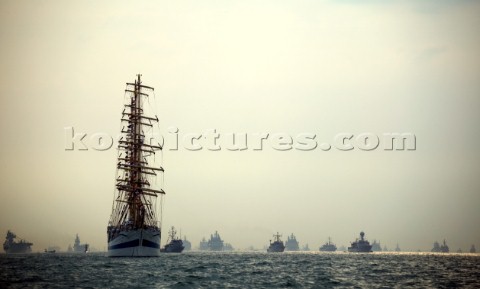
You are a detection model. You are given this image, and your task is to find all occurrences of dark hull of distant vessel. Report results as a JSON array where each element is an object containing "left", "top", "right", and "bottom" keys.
[
  {"left": 4, "top": 244, "right": 32, "bottom": 254},
  {"left": 268, "top": 241, "right": 285, "bottom": 253},
  {"left": 348, "top": 245, "right": 372, "bottom": 253},
  {"left": 161, "top": 240, "right": 184, "bottom": 253}
]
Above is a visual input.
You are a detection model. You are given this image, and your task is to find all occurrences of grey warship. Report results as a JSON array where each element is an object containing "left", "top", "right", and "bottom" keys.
[
  {"left": 267, "top": 232, "right": 285, "bottom": 253},
  {"left": 207, "top": 231, "right": 224, "bottom": 251},
  {"left": 319, "top": 237, "right": 337, "bottom": 252},
  {"left": 3, "top": 230, "right": 33, "bottom": 254},
  {"left": 285, "top": 233, "right": 300, "bottom": 251},
  {"left": 431, "top": 240, "right": 449, "bottom": 253},
  {"left": 348, "top": 232, "right": 372, "bottom": 253},
  {"left": 72, "top": 234, "right": 89, "bottom": 253},
  {"left": 161, "top": 227, "right": 184, "bottom": 253}
]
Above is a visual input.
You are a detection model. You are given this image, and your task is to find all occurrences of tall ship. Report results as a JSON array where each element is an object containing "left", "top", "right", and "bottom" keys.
[
  {"left": 72, "top": 234, "right": 89, "bottom": 253},
  {"left": 207, "top": 231, "right": 224, "bottom": 251},
  {"left": 3, "top": 230, "right": 33, "bottom": 254},
  {"left": 431, "top": 240, "right": 449, "bottom": 253},
  {"left": 267, "top": 232, "right": 285, "bottom": 253},
  {"left": 319, "top": 237, "right": 337, "bottom": 252},
  {"left": 161, "top": 227, "right": 184, "bottom": 253},
  {"left": 348, "top": 232, "right": 372, "bottom": 253},
  {"left": 285, "top": 233, "right": 300, "bottom": 251},
  {"left": 107, "top": 75, "right": 165, "bottom": 257}
]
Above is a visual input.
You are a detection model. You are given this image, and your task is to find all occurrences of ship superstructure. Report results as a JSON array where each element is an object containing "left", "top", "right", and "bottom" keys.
[{"left": 107, "top": 75, "right": 165, "bottom": 257}]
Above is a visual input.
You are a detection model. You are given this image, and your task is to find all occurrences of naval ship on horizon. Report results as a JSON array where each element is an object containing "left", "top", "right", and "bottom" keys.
[
  {"left": 72, "top": 234, "right": 89, "bottom": 253},
  {"left": 348, "top": 232, "right": 372, "bottom": 253},
  {"left": 319, "top": 237, "right": 337, "bottom": 252},
  {"left": 161, "top": 227, "right": 184, "bottom": 253},
  {"left": 267, "top": 232, "right": 285, "bottom": 253},
  {"left": 285, "top": 233, "right": 300, "bottom": 251},
  {"left": 431, "top": 240, "right": 449, "bottom": 253},
  {"left": 107, "top": 74, "right": 165, "bottom": 257},
  {"left": 3, "top": 230, "right": 33, "bottom": 254}
]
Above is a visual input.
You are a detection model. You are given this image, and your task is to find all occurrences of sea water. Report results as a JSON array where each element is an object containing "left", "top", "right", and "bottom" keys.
[{"left": 1, "top": 252, "right": 479, "bottom": 288}]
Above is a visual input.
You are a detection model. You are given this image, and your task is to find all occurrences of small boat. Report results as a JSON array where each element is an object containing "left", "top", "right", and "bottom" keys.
[
  {"left": 161, "top": 227, "right": 184, "bottom": 253},
  {"left": 348, "top": 232, "right": 372, "bottom": 253},
  {"left": 319, "top": 237, "right": 337, "bottom": 252},
  {"left": 44, "top": 249, "right": 56, "bottom": 253},
  {"left": 267, "top": 232, "right": 285, "bottom": 253}
]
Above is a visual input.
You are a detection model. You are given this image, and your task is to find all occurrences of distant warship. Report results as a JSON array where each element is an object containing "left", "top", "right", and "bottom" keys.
[
  {"left": 302, "top": 244, "right": 310, "bottom": 251},
  {"left": 267, "top": 232, "right": 285, "bottom": 253},
  {"left": 207, "top": 231, "right": 224, "bottom": 251},
  {"left": 3, "top": 230, "right": 33, "bottom": 254},
  {"left": 285, "top": 233, "right": 299, "bottom": 251},
  {"left": 182, "top": 236, "right": 192, "bottom": 251},
  {"left": 371, "top": 240, "right": 382, "bottom": 252},
  {"left": 161, "top": 227, "right": 184, "bottom": 253},
  {"left": 72, "top": 234, "right": 89, "bottom": 253},
  {"left": 431, "top": 240, "right": 449, "bottom": 253},
  {"left": 470, "top": 245, "right": 476, "bottom": 253},
  {"left": 348, "top": 232, "right": 372, "bottom": 253},
  {"left": 319, "top": 237, "right": 337, "bottom": 252},
  {"left": 395, "top": 243, "right": 401, "bottom": 252},
  {"left": 224, "top": 243, "right": 234, "bottom": 251},
  {"left": 199, "top": 237, "right": 209, "bottom": 251}
]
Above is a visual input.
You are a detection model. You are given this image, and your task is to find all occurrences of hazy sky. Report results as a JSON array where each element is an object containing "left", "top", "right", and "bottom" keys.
[{"left": 1, "top": 0, "right": 479, "bottom": 252}]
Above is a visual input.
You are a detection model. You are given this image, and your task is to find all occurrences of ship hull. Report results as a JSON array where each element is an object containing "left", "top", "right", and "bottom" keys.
[
  {"left": 4, "top": 245, "right": 32, "bottom": 254},
  {"left": 108, "top": 229, "right": 160, "bottom": 257}
]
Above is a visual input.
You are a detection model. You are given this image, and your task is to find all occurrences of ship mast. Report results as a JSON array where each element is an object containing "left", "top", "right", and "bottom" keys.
[{"left": 109, "top": 74, "right": 165, "bottom": 230}]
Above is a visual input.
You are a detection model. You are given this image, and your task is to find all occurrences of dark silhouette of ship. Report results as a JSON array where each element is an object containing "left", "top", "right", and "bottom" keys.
[
  {"left": 182, "top": 236, "right": 191, "bottom": 251},
  {"left": 207, "top": 231, "right": 224, "bottom": 251},
  {"left": 371, "top": 240, "right": 382, "bottom": 252},
  {"left": 267, "top": 232, "right": 285, "bottom": 253},
  {"left": 3, "top": 230, "right": 32, "bottom": 254},
  {"left": 161, "top": 227, "right": 184, "bottom": 253},
  {"left": 395, "top": 243, "right": 401, "bottom": 252},
  {"left": 285, "top": 233, "right": 299, "bottom": 251},
  {"left": 348, "top": 232, "right": 372, "bottom": 253},
  {"left": 470, "top": 245, "right": 476, "bottom": 253},
  {"left": 72, "top": 234, "right": 89, "bottom": 253},
  {"left": 199, "top": 237, "right": 209, "bottom": 250},
  {"left": 319, "top": 237, "right": 337, "bottom": 252},
  {"left": 431, "top": 240, "right": 449, "bottom": 253}
]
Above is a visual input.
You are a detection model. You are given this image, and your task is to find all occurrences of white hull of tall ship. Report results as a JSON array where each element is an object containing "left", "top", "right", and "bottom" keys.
[{"left": 108, "top": 229, "right": 161, "bottom": 257}]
